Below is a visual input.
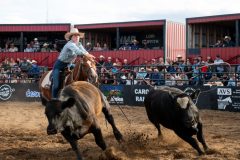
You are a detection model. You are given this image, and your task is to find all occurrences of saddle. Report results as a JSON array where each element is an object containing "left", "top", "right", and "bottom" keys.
[{"left": 45, "top": 68, "right": 73, "bottom": 91}]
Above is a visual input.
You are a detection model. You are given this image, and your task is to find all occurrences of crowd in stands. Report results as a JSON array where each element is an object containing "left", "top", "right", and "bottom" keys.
[
  {"left": 0, "top": 54, "right": 239, "bottom": 86},
  {"left": 83, "top": 39, "right": 155, "bottom": 52},
  {"left": 95, "top": 54, "right": 240, "bottom": 87},
  {"left": 0, "top": 38, "right": 59, "bottom": 53},
  {"left": 0, "top": 57, "right": 41, "bottom": 83}
]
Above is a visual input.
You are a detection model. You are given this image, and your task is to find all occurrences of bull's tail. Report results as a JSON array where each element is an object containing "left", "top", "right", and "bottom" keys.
[{"left": 98, "top": 89, "right": 111, "bottom": 110}]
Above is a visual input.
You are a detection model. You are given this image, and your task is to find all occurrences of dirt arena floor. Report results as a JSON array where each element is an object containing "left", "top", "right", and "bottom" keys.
[{"left": 0, "top": 102, "right": 240, "bottom": 160}]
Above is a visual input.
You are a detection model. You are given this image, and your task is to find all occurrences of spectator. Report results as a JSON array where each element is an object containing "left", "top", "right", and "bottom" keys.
[
  {"left": 93, "top": 42, "right": 102, "bottom": 51},
  {"left": 104, "top": 56, "right": 113, "bottom": 71},
  {"left": 214, "top": 55, "right": 224, "bottom": 75},
  {"left": 150, "top": 68, "right": 162, "bottom": 85},
  {"left": 102, "top": 43, "right": 109, "bottom": 51},
  {"left": 223, "top": 36, "right": 235, "bottom": 47},
  {"left": 50, "top": 43, "right": 58, "bottom": 52},
  {"left": 206, "top": 56, "right": 214, "bottom": 64},
  {"left": 156, "top": 57, "right": 165, "bottom": 72},
  {"left": 2, "top": 42, "right": 9, "bottom": 52},
  {"left": 209, "top": 73, "right": 220, "bottom": 82},
  {"left": 119, "top": 42, "right": 131, "bottom": 50},
  {"left": 165, "top": 73, "right": 176, "bottom": 86},
  {"left": 8, "top": 43, "right": 18, "bottom": 52},
  {"left": 122, "top": 59, "right": 131, "bottom": 71},
  {"left": 33, "top": 38, "right": 40, "bottom": 52},
  {"left": 19, "top": 58, "right": 31, "bottom": 73},
  {"left": 24, "top": 44, "right": 34, "bottom": 52},
  {"left": 97, "top": 55, "right": 105, "bottom": 73},
  {"left": 41, "top": 43, "right": 50, "bottom": 52},
  {"left": 142, "top": 40, "right": 150, "bottom": 49},
  {"left": 221, "top": 73, "right": 230, "bottom": 86},
  {"left": 131, "top": 39, "right": 139, "bottom": 50},
  {"left": 176, "top": 54, "right": 183, "bottom": 63},
  {"left": 214, "top": 40, "right": 223, "bottom": 47},
  {"left": 136, "top": 67, "right": 147, "bottom": 85},
  {"left": 28, "top": 60, "right": 40, "bottom": 79},
  {"left": 114, "top": 58, "right": 122, "bottom": 67},
  {"left": 227, "top": 74, "right": 237, "bottom": 86},
  {"left": 85, "top": 42, "right": 92, "bottom": 52}
]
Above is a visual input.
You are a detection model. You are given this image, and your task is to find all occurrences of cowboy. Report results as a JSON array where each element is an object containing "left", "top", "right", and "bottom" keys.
[{"left": 51, "top": 28, "right": 95, "bottom": 98}]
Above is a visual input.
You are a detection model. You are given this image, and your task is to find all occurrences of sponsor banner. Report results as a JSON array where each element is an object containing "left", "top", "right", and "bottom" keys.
[
  {"left": 0, "top": 83, "right": 40, "bottom": 101},
  {"left": 123, "top": 85, "right": 150, "bottom": 106},
  {"left": 99, "top": 85, "right": 124, "bottom": 105},
  {"left": 216, "top": 87, "right": 240, "bottom": 112}
]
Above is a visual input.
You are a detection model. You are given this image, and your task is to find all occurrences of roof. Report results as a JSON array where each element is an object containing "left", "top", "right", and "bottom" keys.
[
  {"left": 0, "top": 23, "right": 71, "bottom": 32},
  {"left": 74, "top": 20, "right": 165, "bottom": 29},
  {"left": 187, "top": 13, "right": 240, "bottom": 24}
]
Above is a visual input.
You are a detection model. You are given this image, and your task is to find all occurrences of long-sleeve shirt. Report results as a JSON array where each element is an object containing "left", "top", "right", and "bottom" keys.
[{"left": 58, "top": 41, "right": 88, "bottom": 63}]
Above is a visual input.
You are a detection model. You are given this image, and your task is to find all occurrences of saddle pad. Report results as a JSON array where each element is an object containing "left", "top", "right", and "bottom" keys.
[{"left": 41, "top": 70, "right": 52, "bottom": 88}]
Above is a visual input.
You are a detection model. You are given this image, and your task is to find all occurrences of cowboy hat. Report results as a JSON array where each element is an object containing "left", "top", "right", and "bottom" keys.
[
  {"left": 31, "top": 60, "right": 37, "bottom": 64},
  {"left": 99, "top": 55, "right": 104, "bottom": 58},
  {"left": 43, "top": 43, "right": 49, "bottom": 47},
  {"left": 65, "top": 28, "right": 85, "bottom": 40},
  {"left": 176, "top": 54, "right": 182, "bottom": 58},
  {"left": 224, "top": 36, "right": 231, "bottom": 40},
  {"left": 34, "top": 38, "right": 38, "bottom": 41}
]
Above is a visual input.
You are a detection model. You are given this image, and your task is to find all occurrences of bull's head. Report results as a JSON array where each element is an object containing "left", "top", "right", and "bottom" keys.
[
  {"left": 41, "top": 97, "right": 76, "bottom": 135},
  {"left": 173, "top": 94, "right": 199, "bottom": 134}
]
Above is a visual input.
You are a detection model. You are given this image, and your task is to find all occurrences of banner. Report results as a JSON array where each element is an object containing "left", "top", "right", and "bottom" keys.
[
  {"left": 1, "top": 83, "right": 239, "bottom": 112},
  {"left": 217, "top": 87, "right": 240, "bottom": 112},
  {"left": 100, "top": 85, "right": 125, "bottom": 105},
  {"left": 0, "top": 83, "right": 40, "bottom": 102}
]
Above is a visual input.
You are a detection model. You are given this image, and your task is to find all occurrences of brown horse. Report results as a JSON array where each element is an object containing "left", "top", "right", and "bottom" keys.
[{"left": 39, "top": 56, "right": 98, "bottom": 101}]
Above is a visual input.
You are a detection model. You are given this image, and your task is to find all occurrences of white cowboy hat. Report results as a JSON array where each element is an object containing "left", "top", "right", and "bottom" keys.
[
  {"left": 43, "top": 43, "right": 49, "bottom": 47},
  {"left": 224, "top": 36, "right": 231, "bottom": 40},
  {"left": 34, "top": 38, "right": 38, "bottom": 41},
  {"left": 31, "top": 60, "right": 37, "bottom": 64},
  {"left": 65, "top": 28, "right": 85, "bottom": 40},
  {"left": 176, "top": 54, "right": 182, "bottom": 58}
]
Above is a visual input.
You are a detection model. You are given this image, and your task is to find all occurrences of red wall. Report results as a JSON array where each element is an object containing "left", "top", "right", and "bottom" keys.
[
  {"left": 0, "top": 49, "right": 164, "bottom": 67},
  {"left": 90, "top": 49, "right": 164, "bottom": 65},
  {"left": 0, "top": 52, "right": 59, "bottom": 68},
  {"left": 187, "top": 47, "right": 240, "bottom": 64}
]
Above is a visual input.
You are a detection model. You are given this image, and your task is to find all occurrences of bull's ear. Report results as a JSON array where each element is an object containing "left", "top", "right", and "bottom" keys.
[
  {"left": 61, "top": 98, "right": 76, "bottom": 110},
  {"left": 41, "top": 95, "right": 48, "bottom": 106}
]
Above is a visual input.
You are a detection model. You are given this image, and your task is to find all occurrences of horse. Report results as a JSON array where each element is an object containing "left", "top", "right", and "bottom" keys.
[
  {"left": 41, "top": 81, "right": 123, "bottom": 160},
  {"left": 39, "top": 56, "right": 98, "bottom": 101}
]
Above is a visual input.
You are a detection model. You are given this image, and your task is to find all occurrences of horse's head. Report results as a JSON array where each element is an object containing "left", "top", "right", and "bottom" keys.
[{"left": 80, "top": 56, "right": 98, "bottom": 85}]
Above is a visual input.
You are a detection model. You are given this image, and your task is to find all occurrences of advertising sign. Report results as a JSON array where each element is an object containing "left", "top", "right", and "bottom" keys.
[
  {"left": 217, "top": 87, "right": 240, "bottom": 112},
  {"left": 0, "top": 83, "right": 40, "bottom": 102},
  {"left": 100, "top": 85, "right": 124, "bottom": 105}
]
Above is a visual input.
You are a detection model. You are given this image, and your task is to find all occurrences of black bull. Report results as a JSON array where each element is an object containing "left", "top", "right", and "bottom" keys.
[
  {"left": 144, "top": 86, "right": 209, "bottom": 155},
  {"left": 41, "top": 81, "right": 123, "bottom": 160}
]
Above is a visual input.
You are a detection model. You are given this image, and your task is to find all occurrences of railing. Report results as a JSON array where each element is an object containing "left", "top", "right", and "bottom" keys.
[{"left": 1, "top": 64, "right": 239, "bottom": 86}]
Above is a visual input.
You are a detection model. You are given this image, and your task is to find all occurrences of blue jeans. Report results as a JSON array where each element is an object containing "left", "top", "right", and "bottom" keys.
[{"left": 52, "top": 60, "right": 68, "bottom": 98}]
